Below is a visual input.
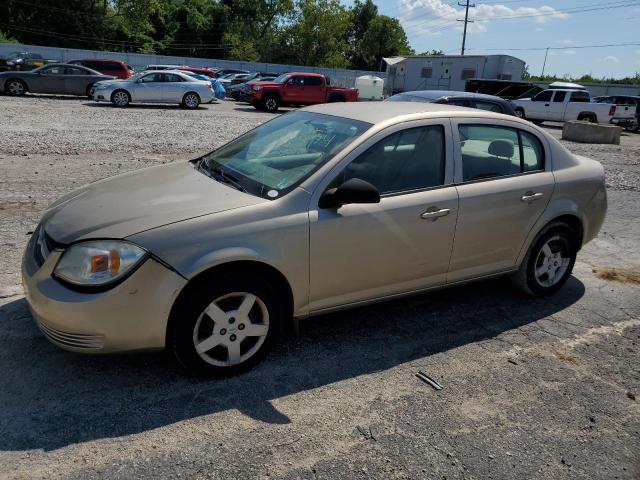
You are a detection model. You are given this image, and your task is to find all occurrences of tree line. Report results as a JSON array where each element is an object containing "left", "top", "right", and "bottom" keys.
[{"left": 0, "top": 0, "right": 415, "bottom": 70}]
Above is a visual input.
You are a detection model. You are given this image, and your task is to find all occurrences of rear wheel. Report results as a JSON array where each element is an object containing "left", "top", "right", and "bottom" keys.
[
  {"left": 512, "top": 223, "right": 577, "bottom": 296},
  {"left": 111, "top": 89, "right": 130, "bottom": 107},
  {"left": 262, "top": 94, "right": 280, "bottom": 113},
  {"left": 514, "top": 107, "right": 525, "bottom": 119},
  {"left": 5, "top": 78, "right": 26, "bottom": 96},
  {"left": 182, "top": 92, "right": 200, "bottom": 109},
  {"left": 170, "top": 274, "right": 281, "bottom": 376},
  {"left": 328, "top": 95, "right": 345, "bottom": 103},
  {"left": 578, "top": 113, "right": 597, "bottom": 123}
]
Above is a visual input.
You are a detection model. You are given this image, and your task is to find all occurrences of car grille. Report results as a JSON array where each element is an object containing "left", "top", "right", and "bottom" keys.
[{"left": 38, "top": 321, "right": 105, "bottom": 350}]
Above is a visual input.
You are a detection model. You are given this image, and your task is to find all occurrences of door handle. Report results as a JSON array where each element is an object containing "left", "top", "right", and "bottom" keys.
[
  {"left": 421, "top": 207, "right": 450, "bottom": 221},
  {"left": 521, "top": 192, "right": 544, "bottom": 202}
]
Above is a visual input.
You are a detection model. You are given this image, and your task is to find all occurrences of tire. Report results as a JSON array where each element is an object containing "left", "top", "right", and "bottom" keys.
[
  {"left": 262, "top": 94, "right": 280, "bottom": 113},
  {"left": 328, "top": 95, "right": 345, "bottom": 103},
  {"left": 111, "top": 89, "right": 130, "bottom": 107},
  {"left": 5, "top": 78, "right": 27, "bottom": 96},
  {"left": 170, "top": 272, "right": 282, "bottom": 376},
  {"left": 532, "top": 120, "right": 544, "bottom": 126},
  {"left": 182, "top": 92, "right": 200, "bottom": 109},
  {"left": 514, "top": 107, "right": 525, "bottom": 119},
  {"left": 512, "top": 222, "right": 578, "bottom": 296}
]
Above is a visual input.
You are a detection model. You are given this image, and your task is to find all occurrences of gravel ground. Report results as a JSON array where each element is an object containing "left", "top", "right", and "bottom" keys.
[{"left": 0, "top": 95, "right": 638, "bottom": 480}]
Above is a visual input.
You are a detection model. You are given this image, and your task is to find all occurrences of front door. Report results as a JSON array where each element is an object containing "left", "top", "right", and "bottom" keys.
[
  {"left": 447, "top": 120, "right": 554, "bottom": 282},
  {"left": 526, "top": 90, "right": 553, "bottom": 119},
  {"left": 35, "top": 65, "right": 66, "bottom": 94},
  {"left": 281, "top": 76, "right": 305, "bottom": 103},
  {"left": 134, "top": 72, "right": 164, "bottom": 102},
  {"left": 309, "top": 121, "right": 458, "bottom": 312}
]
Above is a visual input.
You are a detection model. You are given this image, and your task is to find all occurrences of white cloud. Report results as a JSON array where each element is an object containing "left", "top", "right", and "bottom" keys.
[
  {"left": 599, "top": 56, "right": 620, "bottom": 63},
  {"left": 558, "top": 39, "right": 574, "bottom": 45},
  {"left": 397, "top": 0, "right": 568, "bottom": 36},
  {"left": 563, "top": 50, "right": 576, "bottom": 55}
]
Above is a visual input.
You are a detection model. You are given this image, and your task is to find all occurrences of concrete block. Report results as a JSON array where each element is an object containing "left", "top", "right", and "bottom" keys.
[{"left": 562, "top": 121, "right": 622, "bottom": 144}]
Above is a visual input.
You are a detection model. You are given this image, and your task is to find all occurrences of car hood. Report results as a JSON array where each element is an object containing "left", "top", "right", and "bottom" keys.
[{"left": 41, "top": 161, "right": 268, "bottom": 244}]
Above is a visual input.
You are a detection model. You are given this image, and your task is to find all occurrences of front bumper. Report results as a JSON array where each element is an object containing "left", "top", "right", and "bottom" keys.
[{"left": 22, "top": 231, "right": 187, "bottom": 353}]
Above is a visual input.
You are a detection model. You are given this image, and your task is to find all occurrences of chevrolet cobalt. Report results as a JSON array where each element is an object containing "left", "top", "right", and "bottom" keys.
[{"left": 22, "top": 103, "right": 607, "bottom": 375}]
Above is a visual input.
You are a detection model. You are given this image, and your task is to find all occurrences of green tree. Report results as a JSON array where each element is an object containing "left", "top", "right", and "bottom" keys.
[
  {"left": 357, "top": 15, "right": 413, "bottom": 70},
  {"left": 0, "top": 30, "right": 17, "bottom": 43}
]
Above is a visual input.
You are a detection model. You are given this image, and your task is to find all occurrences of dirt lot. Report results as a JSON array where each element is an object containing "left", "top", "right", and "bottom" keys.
[{"left": 0, "top": 95, "right": 638, "bottom": 480}]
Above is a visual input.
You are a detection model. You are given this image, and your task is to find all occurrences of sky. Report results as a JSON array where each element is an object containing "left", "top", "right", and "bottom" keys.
[{"left": 348, "top": 0, "right": 640, "bottom": 78}]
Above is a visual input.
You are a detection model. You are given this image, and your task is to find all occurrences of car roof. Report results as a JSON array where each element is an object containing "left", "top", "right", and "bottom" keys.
[
  {"left": 304, "top": 101, "right": 515, "bottom": 124},
  {"left": 75, "top": 58, "right": 123, "bottom": 63},
  {"left": 395, "top": 90, "right": 506, "bottom": 101}
]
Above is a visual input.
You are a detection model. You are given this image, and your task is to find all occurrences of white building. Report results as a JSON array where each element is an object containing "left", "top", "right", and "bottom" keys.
[{"left": 384, "top": 54, "right": 526, "bottom": 94}]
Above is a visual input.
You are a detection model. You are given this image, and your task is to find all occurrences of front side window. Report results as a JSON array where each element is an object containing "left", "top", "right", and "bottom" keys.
[
  {"left": 140, "top": 73, "right": 162, "bottom": 83},
  {"left": 290, "top": 76, "right": 305, "bottom": 86},
  {"left": 459, "top": 124, "right": 544, "bottom": 181},
  {"left": 532, "top": 91, "right": 552, "bottom": 102},
  {"left": 553, "top": 91, "right": 566, "bottom": 102},
  {"left": 338, "top": 125, "right": 446, "bottom": 195},
  {"left": 202, "top": 111, "right": 370, "bottom": 198}
]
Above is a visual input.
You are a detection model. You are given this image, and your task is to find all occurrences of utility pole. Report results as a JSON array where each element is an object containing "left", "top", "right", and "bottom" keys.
[
  {"left": 458, "top": 0, "right": 475, "bottom": 56},
  {"left": 541, "top": 47, "right": 550, "bottom": 77}
]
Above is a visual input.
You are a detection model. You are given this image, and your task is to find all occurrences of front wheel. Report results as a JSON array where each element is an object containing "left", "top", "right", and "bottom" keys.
[
  {"left": 5, "top": 78, "right": 27, "bottom": 96},
  {"left": 512, "top": 223, "right": 577, "bottom": 296},
  {"left": 170, "top": 275, "right": 281, "bottom": 376},
  {"left": 182, "top": 92, "right": 200, "bottom": 109},
  {"left": 111, "top": 90, "right": 130, "bottom": 107},
  {"left": 262, "top": 94, "right": 280, "bottom": 113},
  {"left": 514, "top": 108, "right": 525, "bottom": 119}
]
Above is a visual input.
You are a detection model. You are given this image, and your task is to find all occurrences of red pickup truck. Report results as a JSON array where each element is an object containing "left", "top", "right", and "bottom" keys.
[{"left": 249, "top": 72, "right": 358, "bottom": 112}]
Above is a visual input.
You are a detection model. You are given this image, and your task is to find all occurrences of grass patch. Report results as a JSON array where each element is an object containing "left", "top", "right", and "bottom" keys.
[{"left": 592, "top": 267, "right": 640, "bottom": 286}]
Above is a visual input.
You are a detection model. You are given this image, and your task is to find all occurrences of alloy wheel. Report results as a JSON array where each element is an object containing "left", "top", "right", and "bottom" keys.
[
  {"left": 265, "top": 98, "right": 277, "bottom": 111},
  {"left": 113, "top": 91, "right": 129, "bottom": 107},
  {"left": 184, "top": 93, "right": 199, "bottom": 108},
  {"left": 192, "top": 292, "right": 270, "bottom": 367},
  {"left": 533, "top": 236, "right": 571, "bottom": 287},
  {"left": 8, "top": 80, "right": 24, "bottom": 95}
]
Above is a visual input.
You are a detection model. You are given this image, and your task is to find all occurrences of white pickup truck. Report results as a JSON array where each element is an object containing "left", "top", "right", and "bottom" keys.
[{"left": 511, "top": 88, "right": 636, "bottom": 125}]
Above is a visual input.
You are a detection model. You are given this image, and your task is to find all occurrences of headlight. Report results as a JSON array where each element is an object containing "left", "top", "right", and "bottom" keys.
[
  {"left": 54, "top": 240, "right": 147, "bottom": 287},
  {"left": 252, "top": 85, "right": 262, "bottom": 91}
]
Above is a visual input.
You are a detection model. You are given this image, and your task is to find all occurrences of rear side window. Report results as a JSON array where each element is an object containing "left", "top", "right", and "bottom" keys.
[
  {"left": 64, "top": 67, "right": 85, "bottom": 75},
  {"left": 164, "top": 74, "right": 184, "bottom": 82},
  {"left": 570, "top": 91, "right": 590, "bottom": 102},
  {"left": 458, "top": 125, "right": 544, "bottom": 182},
  {"left": 305, "top": 76, "right": 322, "bottom": 86},
  {"left": 105, "top": 61, "right": 123, "bottom": 70},
  {"left": 553, "top": 91, "right": 566, "bottom": 102},
  {"left": 341, "top": 125, "right": 446, "bottom": 195}
]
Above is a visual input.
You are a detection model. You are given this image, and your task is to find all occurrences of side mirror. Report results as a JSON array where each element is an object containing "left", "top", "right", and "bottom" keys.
[{"left": 319, "top": 178, "right": 380, "bottom": 209}]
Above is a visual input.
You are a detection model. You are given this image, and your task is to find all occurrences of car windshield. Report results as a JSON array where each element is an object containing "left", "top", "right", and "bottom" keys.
[
  {"left": 201, "top": 111, "right": 371, "bottom": 199},
  {"left": 272, "top": 74, "right": 290, "bottom": 84},
  {"left": 7, "top": 52, "right": 23, "bottom": 60},
  {"left": 386, "top": 93, "right": 437, "bottom": 103}
]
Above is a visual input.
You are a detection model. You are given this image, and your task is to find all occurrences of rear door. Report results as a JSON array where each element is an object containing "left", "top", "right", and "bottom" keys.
[
  {"left": 63, "top": 66, "right": 92, "bottom": 95},
  {"left": 163, "top": 73, "right": 187, "bottom": 102},
  {"left": 304, "top": 76, "right": 325, "bottom": 104},
  {"left": 548, "top": 90, "right": 567, "bottom": 121},
  {"left": 447, "top": 119, "right": 553, "bottom": 282}
]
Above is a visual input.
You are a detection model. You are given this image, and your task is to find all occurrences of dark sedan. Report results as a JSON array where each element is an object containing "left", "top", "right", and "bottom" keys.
[
  {"left": 0, "top": 51, "right": 47, "bottom": 72},
  {"left": 386, "top": 90, "right": 517, "bottom": 116},
  {"left": 0, "top": 63, "right": 115, "bottom": 97}
]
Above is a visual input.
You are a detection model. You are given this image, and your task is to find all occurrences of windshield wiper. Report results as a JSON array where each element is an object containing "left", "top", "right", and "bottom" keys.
[{"left": 198, "top": 159, "right": 247, "bottom": 193}]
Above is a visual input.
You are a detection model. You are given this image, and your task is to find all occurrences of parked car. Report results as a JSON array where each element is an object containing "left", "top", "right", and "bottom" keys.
[
  {"left": 250, "top": 72, "right": 359, "bottom": 112},
  {"left": 177, "top": 66, "right": 217, "bottom": 78},
  {"left": 218, "top": 73, "right": 252, "bottom": 87},
  {"left": 214, "top": 68, "right": 249, "bottom": 78},
  {"left": 68, "top": 59, "right": 133, "bottom": 79},
  {"left": 0, "top": 64, "right": 115, "bottom": 96},
  {"left": 0, "top": 51, "right": 48, "bottom": 71},
  {"left": 228, "top": 77, "right": 277, "bottom": 101},
  {"left": 591, "top": 95, "right": 640, "bottom": 131},
  {"left": 22, "top": 103, "right": 607, "bottom": 376},
  {"left": 511, "top": 88, "right": 637, "bottom": 125},
  {"left": 143, "top": 64, "right": 185, "bottom": 71},
  {"left": 386, "top": 90, "right": 518, "bottom": 116},
  {"left": 89, "top": 70, "right": 213, "bottom": 108}
]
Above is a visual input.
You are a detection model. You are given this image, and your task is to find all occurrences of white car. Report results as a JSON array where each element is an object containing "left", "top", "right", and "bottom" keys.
[{"left": 90, "top": 70, "right": 214, "bottom": 109}]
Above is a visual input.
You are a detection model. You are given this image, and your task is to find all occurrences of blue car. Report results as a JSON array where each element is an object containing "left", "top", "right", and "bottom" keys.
[{"left": 182, "top": 72, "right": 226, "bottom": 101}]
